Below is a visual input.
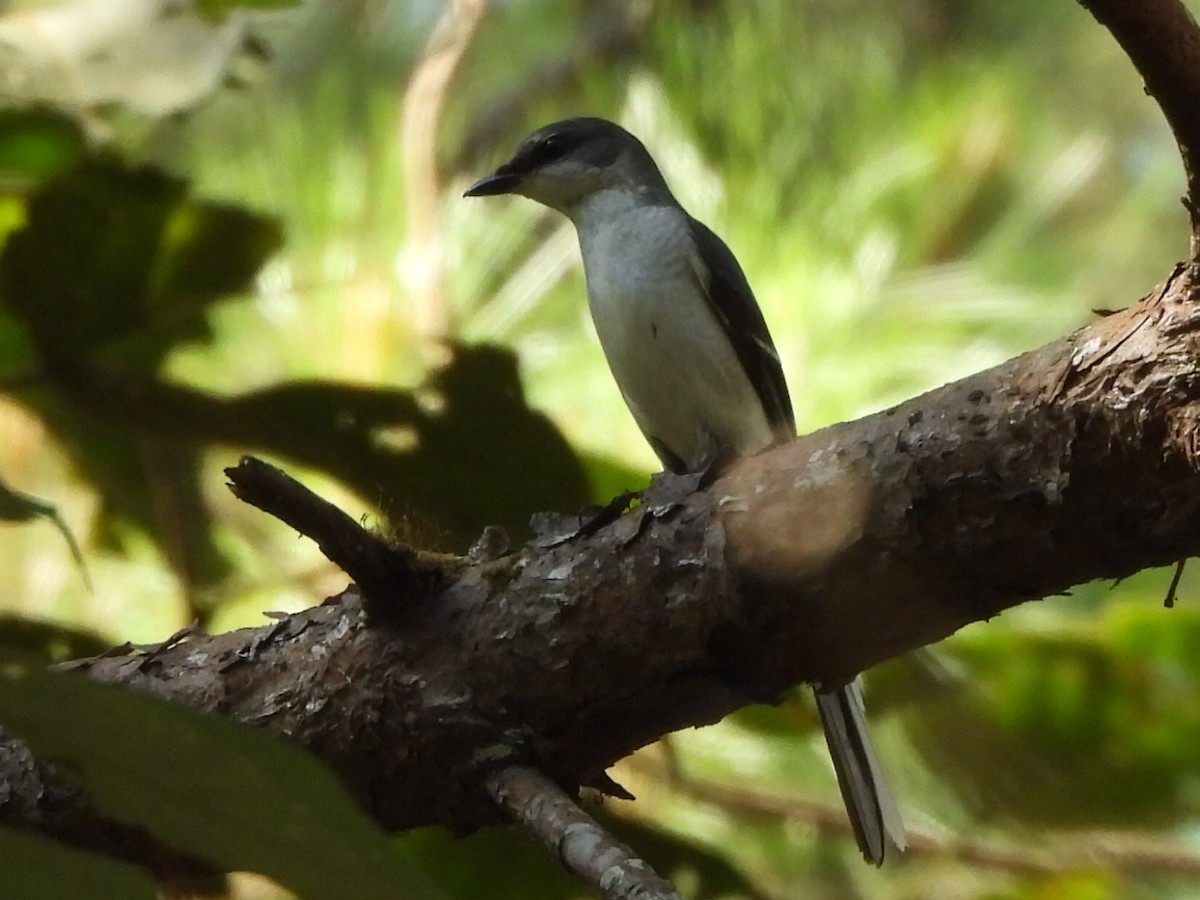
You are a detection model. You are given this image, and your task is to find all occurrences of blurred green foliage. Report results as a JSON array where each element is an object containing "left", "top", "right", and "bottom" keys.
[
  {"left": 0, "top": 0, "right": 1198, "bottom": 898},
  {"left": 0, "top": 825, "right": 158, "bottom": 900},
  {"left": 0, "top": 667, "right": 438, "bottom": 900},
  {"left": 196, "top": 0, "right": 301, "bottom": 21},
  {"left": 0, "top": 111, "right": 589, "bottom": 616},
  {"left": 0, "top": 472, "right": 88, "bottom": 586}
]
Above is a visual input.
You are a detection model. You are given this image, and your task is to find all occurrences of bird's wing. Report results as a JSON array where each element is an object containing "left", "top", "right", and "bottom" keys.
[{"left": 685, "top": 216, "right": 796, "bottom": 437}]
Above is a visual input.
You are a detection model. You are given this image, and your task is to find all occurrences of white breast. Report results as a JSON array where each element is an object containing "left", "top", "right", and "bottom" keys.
[{"left": 570, "top": 189, "right": 774, "bottom": 471}]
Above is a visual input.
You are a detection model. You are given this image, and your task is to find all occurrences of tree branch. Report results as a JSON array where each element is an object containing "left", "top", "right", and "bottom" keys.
[
  {"left": 716, "top": 265, "right": 1200, "bottom": 687},
  {"left": 649, "top": 758, "right": 1200, "bottom": 877},
  {"left": 485, "top": 766, "right": 683, "bottom": 900},
  {"left": 3, "top": 263, "right": 1200, "bottom": 872},
  {"left": 7, "top": 2, "right": 1200, "bottom": 894},
  {"left": 1078, "top": 0, "right": 1200, "bottom": 254},
  {"left": 224, "top": 456, "right": 447, "bottom": 608}
]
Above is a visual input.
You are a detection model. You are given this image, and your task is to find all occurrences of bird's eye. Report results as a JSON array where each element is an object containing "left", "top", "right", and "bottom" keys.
[{"left": 533, "top": 134, "right": 568, "bottom": 163}]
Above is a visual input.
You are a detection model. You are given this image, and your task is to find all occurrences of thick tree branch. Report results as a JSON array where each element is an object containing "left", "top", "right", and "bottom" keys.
[
  {"left": 4, "top": 264, "right": 1200, "bottom": 875},
  {"left": 6, "top": 2, "right": 1200, "bottom": 893},
  {"left": 716, "top": 265, "right": 1200, "bottom": 687}
]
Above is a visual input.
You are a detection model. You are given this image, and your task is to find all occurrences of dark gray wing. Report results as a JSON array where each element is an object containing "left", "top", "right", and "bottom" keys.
[{"left": 686, "top": 216, "right": 796, "bottom": 437}]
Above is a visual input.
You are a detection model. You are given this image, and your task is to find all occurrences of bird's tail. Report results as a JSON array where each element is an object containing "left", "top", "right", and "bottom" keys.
[{"left": 814, "top": 679, "right": 906, "bottom": 865}]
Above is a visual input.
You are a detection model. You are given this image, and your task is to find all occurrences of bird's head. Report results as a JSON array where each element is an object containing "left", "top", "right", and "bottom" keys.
[{"left": 463, "top": 117, "right": 669, "bottom": 216}]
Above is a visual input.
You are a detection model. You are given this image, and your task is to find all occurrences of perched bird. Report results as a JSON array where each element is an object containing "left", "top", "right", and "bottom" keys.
[{"left": 465, "top": 116, "right": 905, "bottom": 864}]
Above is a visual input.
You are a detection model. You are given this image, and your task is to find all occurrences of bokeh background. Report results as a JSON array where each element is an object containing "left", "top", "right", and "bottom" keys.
[{"left": 2, "top": 0, "right": 1200, "bottom": 897}]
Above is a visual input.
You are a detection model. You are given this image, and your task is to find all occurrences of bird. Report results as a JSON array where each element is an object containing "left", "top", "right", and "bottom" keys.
[{"left": 465, "top": 116, "right": 905, "bottom": 864}]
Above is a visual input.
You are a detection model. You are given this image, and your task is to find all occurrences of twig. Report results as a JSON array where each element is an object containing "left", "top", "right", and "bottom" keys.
[
  {"left": 398, "top": 0, "right": 490, "bottom": 347},
  {"left": 1161, "top": 561, "right": 1190, "bottom": 609},
  {"left": 642, "top": 753, "right": 1200, "bottom": 876},
  {"left": 485, "top": 765, "right": 684, "bottom": 900},
  {"left": 223, "top": 455, "right": 445, "bottom": 606},
  {"left": 1164, "top": 557, "right": 1187, "bottom": 607}
]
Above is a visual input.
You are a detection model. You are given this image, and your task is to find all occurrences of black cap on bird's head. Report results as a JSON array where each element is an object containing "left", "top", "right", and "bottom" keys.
[{"left": 464, "top": 117, "right": 670, "bottom": 213}]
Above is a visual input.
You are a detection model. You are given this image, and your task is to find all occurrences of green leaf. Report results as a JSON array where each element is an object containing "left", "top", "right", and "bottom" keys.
[
  {"left": 0, "top": 476, "right": 91, "bottom": 590},
  {"left": 0, "top": 824, "right": 157, "bottom": 900},
  {"left": 0, "top": 159, "right": 281, "bottom": 364},
  {"left": 0, "top": 668, "right": 440, "bottom": 900},
  {"left": 399, "top": 827, "right": 583, "bottom": 900},
  {"left": 0, "top": 109, "right": 86, "bottom": 182},
  {"left": 0, "top": 161, "right": 186, "bottom": 360},
  {"left": 0, "top": 309, "right": 36, "bottom": 379},
  {"left": 0, "top": 616, "right": 109, "bottom": 667},
  {"left": 0, "top": 477, "right": 55, "bottom": 523},
  {"left": 152, "top": 200, "right": 282, "bottom": 306}
]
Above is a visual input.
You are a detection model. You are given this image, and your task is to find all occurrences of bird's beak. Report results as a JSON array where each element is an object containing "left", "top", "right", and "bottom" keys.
[{"left": 464, "top": 165, "right": 521, "bottom": 197}]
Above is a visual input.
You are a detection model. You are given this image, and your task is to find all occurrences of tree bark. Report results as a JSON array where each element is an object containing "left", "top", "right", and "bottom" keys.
[
  {"left": 4, "top": 260, "right": 1200, "bottom": 858},
  {"left": 4, "top": 0, "right": 1200, "bottom": 893}
]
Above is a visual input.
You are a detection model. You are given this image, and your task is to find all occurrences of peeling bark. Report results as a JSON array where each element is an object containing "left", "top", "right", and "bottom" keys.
[
  {"left": 718, "top": 266, "right": 1200, "bottom": 686},
  {"left": 5, "top": 1, "right": 1200, "bottom": 894},
  {"left": 4, "top": 266, "right": 1200, "bottom": 868}
]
